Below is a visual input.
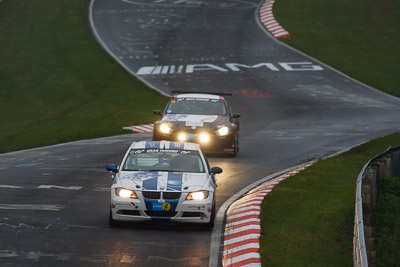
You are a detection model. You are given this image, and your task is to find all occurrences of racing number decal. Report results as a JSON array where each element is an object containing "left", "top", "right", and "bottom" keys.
[
  {"left": 162, "top": 202, "right": 171, "bottom": 211},
  {"left": 173, "top": 142, "right": 181, "bottom": 148},
  {"left": 146, "top": 142, "right": 158, "bottom": 149}
]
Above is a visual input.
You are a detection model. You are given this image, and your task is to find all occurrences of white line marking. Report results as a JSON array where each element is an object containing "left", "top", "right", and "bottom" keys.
[
  {"left": 225, "top": 218, "right": 260, "bottom": 228},
  {"left": 0, "top": 250, "right": 18, "bottom": 258},
  {"left": 37, "top": 185, "right": 82, "bottom": 190},
  {"left": 227, "top": 206, "right": 260, "bottom": 215},
  {"left": 0, "top": 204, "right": 64, "bottom": 211},
  {"left": 229, "top": 203, "right": 262, "bottom": 212},
  {"left": 224, "top": 234, "right": 260, "bottom": 246},
  {"left": 226, "top": 211, "right": 260, "bottom": 221},
  {"left": 223, "top": 243, "right": 260, "bottom": 256},
  {"left": 0, "top": 185, "right": 23, "bottom": 189},
  {"left": 222, "top": 252, "right": 261, "bottom": 265},
  {"left": 224, "top": 224, "right": 261, "bottom": 235}
]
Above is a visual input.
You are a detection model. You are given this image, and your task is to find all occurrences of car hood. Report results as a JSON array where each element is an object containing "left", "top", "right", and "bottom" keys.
[
  {"left": 117, "top": 171, "right": 213, "bottom": 192},
  {"left": 159, "top": 114, "right": 229, "bottom": 128}
]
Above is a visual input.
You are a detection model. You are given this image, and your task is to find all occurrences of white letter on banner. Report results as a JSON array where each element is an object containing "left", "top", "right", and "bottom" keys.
[
  {"left": 137, "top": 66, "right": 155, "bottom": 75},
  {"left": 186, "top": 64, "right": 228, "bottom": 73},
  {"left": 279, "top": 62, "right": 324, "bottom": 71},
  {"left": 225, "top": 63, "right": 279, "bottom": 71}
]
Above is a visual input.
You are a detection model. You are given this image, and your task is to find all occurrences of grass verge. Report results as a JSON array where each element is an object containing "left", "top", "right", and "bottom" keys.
[
  {"left": 259, "top": 133, "right": 400, "bottom": 266},
  {"left": 259, "top": 0, "right": 400, "bottom": 265},
  {"left": 0, "top": 0, "right": 168, "bottom": 153},
  {"left": 274, "top": 0, "right": 400, "bottom": 97}
]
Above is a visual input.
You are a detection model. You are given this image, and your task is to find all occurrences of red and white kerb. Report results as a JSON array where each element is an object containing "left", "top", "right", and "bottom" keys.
[
  {"left": 259, "top": 0, "right": 290, "bottom": 39},
  {"left": 222, "top": 163, "right": 313, "bottom": 266},
  {"left": 123, "top": 124, "right": 154, "bottom": 133}
]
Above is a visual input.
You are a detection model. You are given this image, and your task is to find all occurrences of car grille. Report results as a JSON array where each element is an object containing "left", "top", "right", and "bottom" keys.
[
  {"left": 163, "top": 192, "right": 181, "bottom": 200},
  {"left": 142, "top": 191, "right": 181, "bottom": 200},
  {"left": 145, "top": 211, "right": 178, "bottom": 217},
  {"left": 142, "top": 191, "right": 161, "bottom": 199}
]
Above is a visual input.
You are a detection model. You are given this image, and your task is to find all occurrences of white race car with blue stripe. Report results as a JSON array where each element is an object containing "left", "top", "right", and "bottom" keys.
[{"left": 106, "top": 141, "right": 222, "bottom": 228}]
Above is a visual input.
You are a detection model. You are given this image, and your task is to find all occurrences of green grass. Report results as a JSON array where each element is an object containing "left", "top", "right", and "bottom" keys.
[
  {"left": 258, "top": 1, "right": 400, "bottom": 265},
  {"left": 374, "top": 177, "right": 400, "bottom": 266},
  {"left": 0, "top": 0, "right": 168, "bottom": 153},
  {"left": 259, "top": 133, "right": 400, "bottom": 266},
  {"left": 274, "top": 0, "right": 400, "bottom": 97}
]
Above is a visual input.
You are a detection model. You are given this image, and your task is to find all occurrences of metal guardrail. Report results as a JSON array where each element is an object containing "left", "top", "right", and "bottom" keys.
[
  {"left": 353, "top": 145, "right": 400, "bottom": 267},
  {"left": 353, "top": 161, "right": 369, "bottom": 266}
]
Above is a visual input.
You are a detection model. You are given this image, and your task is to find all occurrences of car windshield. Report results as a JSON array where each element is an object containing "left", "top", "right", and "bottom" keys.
[
  {"left": 165, "top": 98, "right": 227, "bottom": 115},
  {"left": 122, "top": 149, "right": 205, "bottom": 173}
]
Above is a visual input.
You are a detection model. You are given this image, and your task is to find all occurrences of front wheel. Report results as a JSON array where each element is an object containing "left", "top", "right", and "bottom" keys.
[
  {"left": 109, "top": 209, "right": 121, "bottom": 227},
  {"left": 203, "top": 202, "right": 215, "bottom": 229},
  {"left": 232, "top": 133, "right": 239, "bottom": 157}
]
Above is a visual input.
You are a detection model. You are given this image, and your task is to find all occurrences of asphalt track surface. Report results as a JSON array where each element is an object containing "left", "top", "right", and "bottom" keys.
[{"left": 1, "top": 0, "right": 400, "bottom": 266}]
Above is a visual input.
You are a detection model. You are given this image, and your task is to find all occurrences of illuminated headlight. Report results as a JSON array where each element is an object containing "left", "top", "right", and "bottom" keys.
[
  {"left": 178, "top": 133, "right": 187, "bottom": 142},
  {"left": 217, "top": 126, "right": 230, "bottom": 136},
  {"left": 159, "top": 123, "right": 172, "bottom": 134},
  {"left": 186, "top": 190, "right": 209, "bottom": 200},
  {"left": 115, "top": 188, "right": 138, "bottom": 199},
  {"left": 199, "top": 133, "right": 210, "bottom": 143}
]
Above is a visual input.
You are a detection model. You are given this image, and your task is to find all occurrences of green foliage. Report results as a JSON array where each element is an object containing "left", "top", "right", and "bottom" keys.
[
  {"left": 0, "top": 0, "right": 168, "bottom": 153},
  {"left": 374, "top": 177, "right": 400, "bottom": 266}
]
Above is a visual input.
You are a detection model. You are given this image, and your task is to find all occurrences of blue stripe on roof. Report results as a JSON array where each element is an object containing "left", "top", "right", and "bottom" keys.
[
  {"left": 145, "top": 141, "right": 160, "bottom": 149},
  {"left": 169, "top": 142, "right": 184, "bottom": 149}
]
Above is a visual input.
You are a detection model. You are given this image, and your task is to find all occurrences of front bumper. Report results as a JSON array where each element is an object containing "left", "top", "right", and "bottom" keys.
[
  {"left": 153, "top": 130, "right": 236, "bottom": 153},
  {"left": 110, "top": 190, "right": 213, "bottom": 224}
]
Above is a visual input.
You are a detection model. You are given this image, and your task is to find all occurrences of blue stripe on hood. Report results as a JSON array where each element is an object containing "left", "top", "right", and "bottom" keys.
[
  {"left": 167, "top": 172, "right": 183, "bottom": 191},
  {"left": 141, "top": 172, "right": 160, "bottom": 190}
]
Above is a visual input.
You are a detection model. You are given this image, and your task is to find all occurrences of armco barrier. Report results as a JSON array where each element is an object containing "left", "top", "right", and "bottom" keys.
[{"left": 353, "top": 146, "right": 400, "bottom": 267}]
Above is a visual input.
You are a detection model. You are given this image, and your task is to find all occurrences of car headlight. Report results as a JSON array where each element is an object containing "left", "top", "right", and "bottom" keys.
[
  {"left": 217, "top": 126, "right": 230, "bottom": 136},
  {"left": 115, "top": 188, "right": 138, "bottom": 199},
  {"left": 159, "top": 123, "right": 172, "bottom": 134},
  {"left": 186, "top": 190, "right": 209, "bottom": 200},
  {"left": 178, "top": 133, "right": 187, "bottom": 142},
  {"left": 199, "top": 133, "right": 210, "bottom": 143}
]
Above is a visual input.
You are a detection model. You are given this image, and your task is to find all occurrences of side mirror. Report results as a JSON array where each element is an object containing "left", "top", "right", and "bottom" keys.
[
  {"left": 210, "top": 166, "right": 223, "bottom": 175},
  {"left": 106, "top": 164, "right": 119, "bottom": 173},
  {"left": 232, "top": 113, "right": 240, "bottom": 119},
  {"left": 153, "top": 110, "right": 161, "bottom": 115}
]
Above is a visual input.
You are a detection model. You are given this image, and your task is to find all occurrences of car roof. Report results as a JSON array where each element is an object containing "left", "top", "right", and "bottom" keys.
[
  {"left": 128, "top": 141, "right": 201, "bottom": 151},
  {"left": 175, "top": 93, "right": 221, "bottom": 100}
]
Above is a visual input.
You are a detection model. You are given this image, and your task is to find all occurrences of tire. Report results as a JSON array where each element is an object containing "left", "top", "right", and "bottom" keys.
[
  {"left": 236, "top": 134, "right": 240, "bottom": 152},
  {"left": 203, "top": 202, "right": 215, "bottom": 229},
  {"left": 109, "top": 209, "right": 121, "bottom": 227},
  {"left": 232, "top": 133, "right": 239, "bottom": 157}
]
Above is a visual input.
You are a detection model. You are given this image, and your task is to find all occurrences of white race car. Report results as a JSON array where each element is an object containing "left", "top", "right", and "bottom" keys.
[{"left": 106, "top": 141, "right": 222, "bottom": 228}]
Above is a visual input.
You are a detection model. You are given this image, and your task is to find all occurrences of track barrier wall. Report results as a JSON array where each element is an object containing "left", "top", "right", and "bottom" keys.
[{"left": 353, "top": 146, "right": 400, "bottom": 267}]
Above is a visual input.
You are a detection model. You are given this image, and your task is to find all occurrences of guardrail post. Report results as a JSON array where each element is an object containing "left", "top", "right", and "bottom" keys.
[
  {"left": 391, "top": 151, "right": 400, "bottom": 177},
  {"left": 362, "top": 165, "right": 377, "bottom": 266},
  {"left": 364, "top": 225, "right": 376, "bottom": 266},
  {"left": 383, "top": 155, "right": 392, "bottom": 178},
  {"left": 362, "top": 167, "right": 374, "bottom": 214}
]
